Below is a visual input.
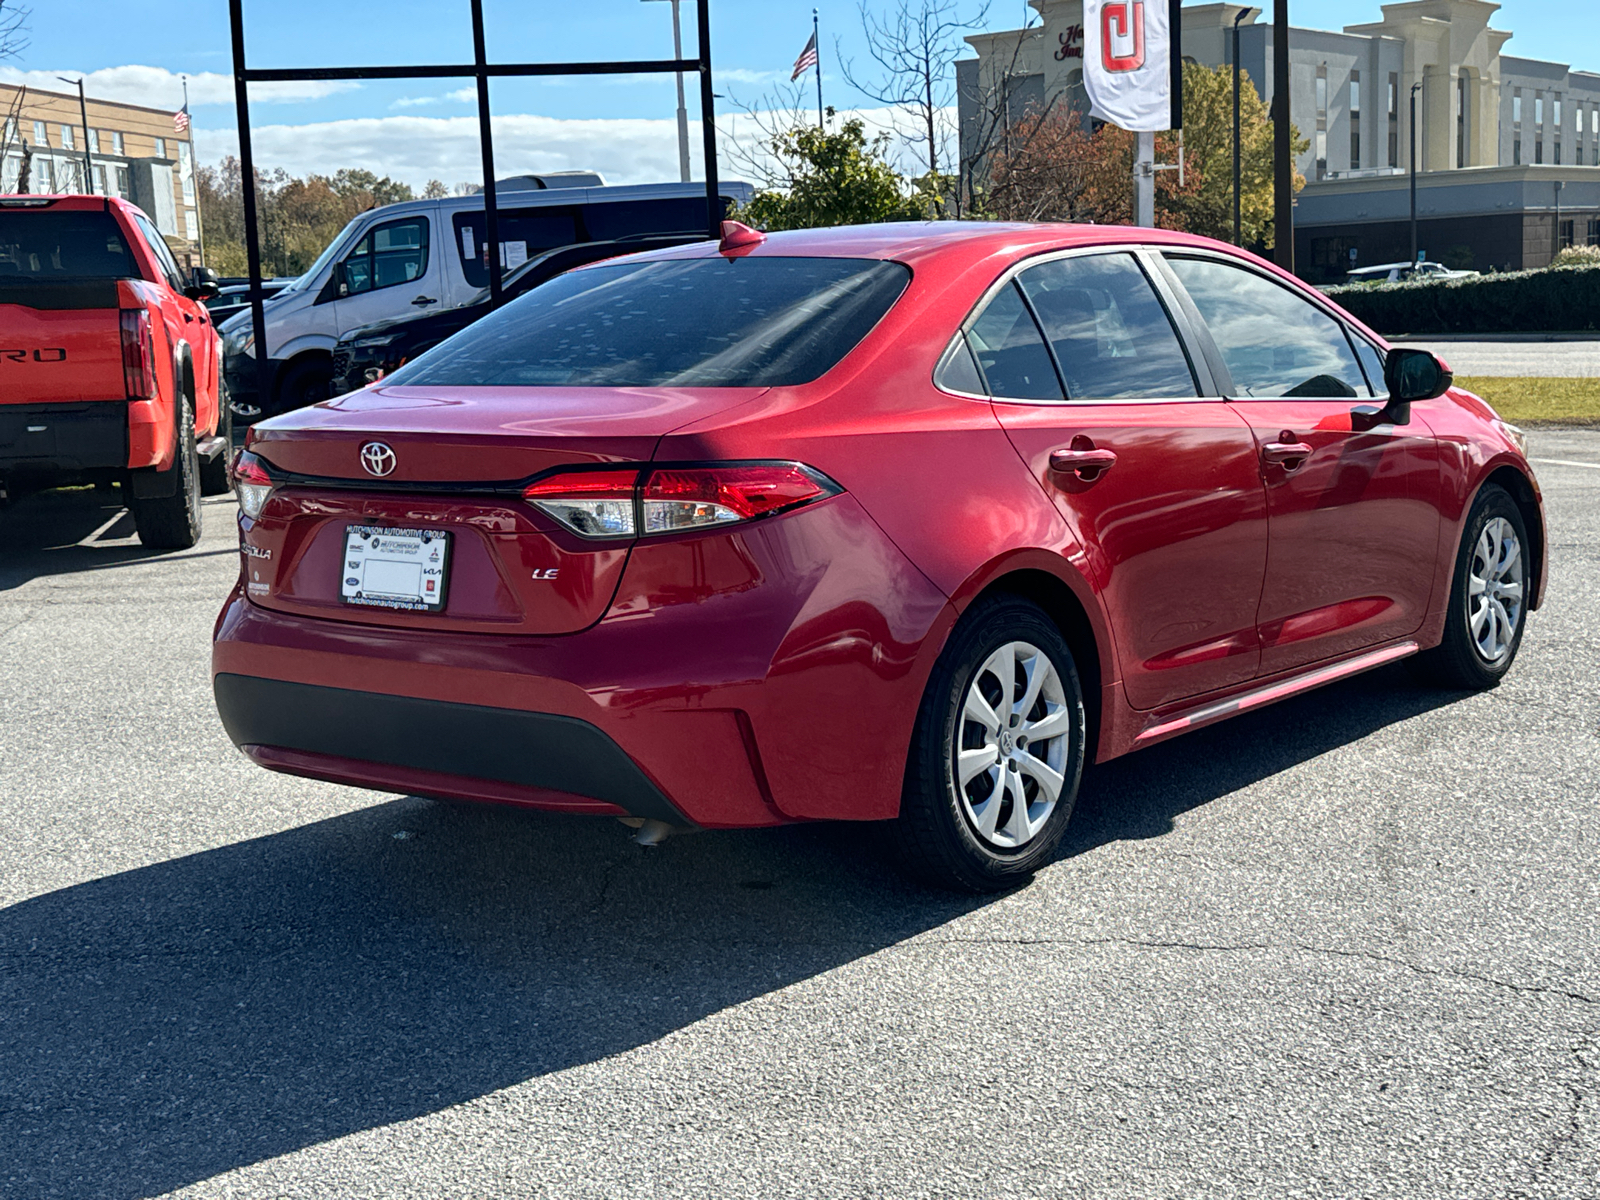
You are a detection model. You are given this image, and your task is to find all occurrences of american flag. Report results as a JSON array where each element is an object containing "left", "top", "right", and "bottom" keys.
[
  {"left": 790, "top": 31, "right": 818, "bottom": 81},
  {"left": 173, "top": 104, "right": 190, "bottom": 133}
]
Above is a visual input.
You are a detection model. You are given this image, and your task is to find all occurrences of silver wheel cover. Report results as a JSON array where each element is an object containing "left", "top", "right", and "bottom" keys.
[
  {"left": 954, "top": 640, "right": 1071, "bottom": 851},
  {"left": 1467, "top": 515, "right": 1525, "bottom": 665}
]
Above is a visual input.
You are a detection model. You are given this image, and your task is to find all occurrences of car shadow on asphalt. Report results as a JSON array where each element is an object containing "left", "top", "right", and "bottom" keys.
[
  {"left": 1, "top": 673, "right": 1469, "bottom": 1198},
  {"left": 0, "top": 486, "right": 237, "bottom": 591}
]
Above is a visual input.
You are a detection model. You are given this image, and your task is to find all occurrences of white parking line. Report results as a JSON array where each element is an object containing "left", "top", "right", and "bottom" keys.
[
  {"left": 77, "top": 507, "right": 131, "bottom": 547},
  {"left": 1532, "top": 457, "right": 1600, "bottom": 471}
]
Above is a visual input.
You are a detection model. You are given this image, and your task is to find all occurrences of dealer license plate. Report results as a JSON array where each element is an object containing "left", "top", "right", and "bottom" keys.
[{"left": 340, "top": 524, "right": 451, "bottom": 612}]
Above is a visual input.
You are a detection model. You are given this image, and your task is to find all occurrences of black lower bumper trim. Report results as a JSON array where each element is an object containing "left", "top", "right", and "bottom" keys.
[
  {"left": 213, "top": 673, "right": 686, "bottom": 824},
  {"left": 0, "top": 402, "right": 127, "bottom": 474}
]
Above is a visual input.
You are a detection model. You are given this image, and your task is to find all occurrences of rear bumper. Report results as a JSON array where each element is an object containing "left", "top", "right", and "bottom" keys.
[
  {"left": 0, "top": 401, "right": 127, "bottom": 475},
  {"left": 213, "top": 672, "right": 687, "bottom": 823}
]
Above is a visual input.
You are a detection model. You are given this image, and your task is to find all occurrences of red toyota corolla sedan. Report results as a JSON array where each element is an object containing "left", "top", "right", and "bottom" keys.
[{"left": 213, "top": 221, "right": 1546, "bottom": 891}]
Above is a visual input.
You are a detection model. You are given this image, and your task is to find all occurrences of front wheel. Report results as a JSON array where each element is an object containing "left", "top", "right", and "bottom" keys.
[
  {"left": 891, "top": 595, "right": 1086, "bottom": 893},
  {"left": 1414, "top": 483, "right": 1530, "bottom": 689}
]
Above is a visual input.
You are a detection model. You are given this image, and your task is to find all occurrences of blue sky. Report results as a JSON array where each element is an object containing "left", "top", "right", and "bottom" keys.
[{"left": 3, "top": 1, "right": 1593, "bottom": 188}]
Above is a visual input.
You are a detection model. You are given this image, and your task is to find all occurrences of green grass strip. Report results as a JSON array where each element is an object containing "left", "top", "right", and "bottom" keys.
[{"left": 1452, "top": 376, "right": 1600, "bottom": 427}]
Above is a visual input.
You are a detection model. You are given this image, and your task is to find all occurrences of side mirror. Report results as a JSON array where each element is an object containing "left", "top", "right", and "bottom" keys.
[
  {"left": 184, "top": 281, "right": 220, "bottom": 301},
  {"left": 197, "top": 266, "right": 220, "bottom": 286},
  {"left": 1381, "top": 347, "right": 1452, "bottom": 424}
]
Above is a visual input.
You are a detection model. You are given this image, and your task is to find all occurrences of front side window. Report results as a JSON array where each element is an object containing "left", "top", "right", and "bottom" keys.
[
  {"left": 1351, "top": 335, "right": 1387, "bottom": 396},
  {"left": 387, "top": 256, "right": 911, "bottom": 389},
  {"left": 133, "top": 212, "right": 186, "bottom": 291},
  {"left": 340, "top": 217, "right": 429, "bottom": 297},
  {"left": 1015, "top": 253, "right": 1196, "bottom": 400},
  {"left": 964, "top": 282, "right": 1062, "bottom": 401},
  {"left": 1165, "top": 255, "right": 1368, "bottom": 398}
]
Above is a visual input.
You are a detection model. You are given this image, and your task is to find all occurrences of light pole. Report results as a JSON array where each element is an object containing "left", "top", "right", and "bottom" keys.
[
  {"left": 1272, "top": 0, "right": 1292, "bottom": 270},
  {"left": 644, "top": 0, "right": 691, "bottom": 182},
  {"left": 58, "top": 76, "right": 94, "bottom": 194},
  {"left": 1409, "top": 81, "right": 1421, "bottom": 268},
  {"left": 1232, "top": 8, "right": 1247, "bottom": 245}
]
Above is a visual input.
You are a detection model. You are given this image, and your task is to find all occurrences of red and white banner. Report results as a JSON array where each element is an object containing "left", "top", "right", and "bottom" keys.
[{"left": 1082, "top": 0, "right": 1172, "bottom": 131}]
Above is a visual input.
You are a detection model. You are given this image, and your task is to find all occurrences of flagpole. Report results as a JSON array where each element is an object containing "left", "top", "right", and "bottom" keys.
[
  {"left": 183, "top": 76, "right": 208, "bottom": 276},
  {"left": 814, "top": 9, "right": 823, "bottom": 128}
]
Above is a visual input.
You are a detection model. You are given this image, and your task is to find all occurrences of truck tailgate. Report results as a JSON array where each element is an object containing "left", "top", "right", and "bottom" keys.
[{"left": 0, "top": 280, "right": 125, "bottom": 405}]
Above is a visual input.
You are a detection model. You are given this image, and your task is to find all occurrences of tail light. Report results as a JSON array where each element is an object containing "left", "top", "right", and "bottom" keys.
[
  {"left": 523, "top": 463, "right": 841, "bottom": 540},
  {"left": 120, "top": 308, "right": 156, "bottom": 400},
  {"left": 230, "top": 449, "right": 274, "bottom": 520}
]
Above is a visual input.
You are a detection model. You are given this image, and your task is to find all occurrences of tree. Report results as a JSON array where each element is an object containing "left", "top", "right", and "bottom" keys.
[
  {"left": 839, "top": 0, "right": 989, "bottom": 185},
  {"left": 738, "top": 113, "right": 932, "bottom": 231},
  {"left": 1164, "top": 61, "right": 1306, "bottom": 247},
  {"left": 0, "top": 0, "right": 27, "bottom": 61},
  {"left": 422, "top": 179, "right": 449, "bottom": 199}
]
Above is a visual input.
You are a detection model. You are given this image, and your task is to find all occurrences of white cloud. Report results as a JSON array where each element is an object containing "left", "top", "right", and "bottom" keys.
[
  {"left": 389, "top": 88, "right": 479, "bottom": 110},
  {"left": 0, "top": 65, "right": 359, "bottom": 109},
  {"left": 193, "top": 106, "right": 942, "bottom": 191}
]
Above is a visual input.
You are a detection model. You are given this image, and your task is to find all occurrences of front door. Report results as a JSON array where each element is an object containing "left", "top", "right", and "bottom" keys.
[
  {"left": 972, "top": 249, "right": 1270, "bottom": 711},
  {"left": 1160, "top": 253, "right": 1441, "bottom": 677},
  {"left": 329, "top": 214, "right": 439, "bottom": 335}
]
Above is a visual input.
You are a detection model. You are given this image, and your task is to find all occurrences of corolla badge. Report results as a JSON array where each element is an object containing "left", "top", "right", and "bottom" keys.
[{"left": 360, "top": 442, "right": 397, "bottom": 477}]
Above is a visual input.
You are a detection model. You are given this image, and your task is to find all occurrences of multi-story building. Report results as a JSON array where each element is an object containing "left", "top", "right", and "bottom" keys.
[
  {"left": 959, "top": 0, "right": 1600, "bottom": 281},
  {"left": 0, "top": 82, "right": 203, "bottom": 272}
]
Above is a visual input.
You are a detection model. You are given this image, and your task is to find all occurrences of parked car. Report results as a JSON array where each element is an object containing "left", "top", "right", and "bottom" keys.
[
  {"left": 0, "top": 194, "right": 229, "bottom": 545},
  {"left": 213, "top": 221, "right": 1546, "bottom": 892},
  {"left": 203, "top": 278, "right": 297, "bottom": 327},
  {"left": 1346, "top": 260, "right": 1479, "bottom": 284},
  {"left": 220, "top": 177, "right": 753, "bottom": 419},
  {"left": 329, "top": 234, "right": 704, "bottom": 396}
]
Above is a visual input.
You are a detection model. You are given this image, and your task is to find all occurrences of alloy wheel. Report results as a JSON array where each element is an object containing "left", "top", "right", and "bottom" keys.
[
  {"left": 955, "top": 640, "right": 1072, "bottom": 850},
  {"left": 1468, "top": 515, "right": 1524, "bottom": 664}
]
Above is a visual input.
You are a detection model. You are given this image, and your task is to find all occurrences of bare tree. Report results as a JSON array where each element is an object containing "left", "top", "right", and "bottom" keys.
[
  {"left": 0, "top": 0, "right": 28, "bottom": 61},
  {"left": 838, "top": 0, "right": 990, "bottom": 184}
]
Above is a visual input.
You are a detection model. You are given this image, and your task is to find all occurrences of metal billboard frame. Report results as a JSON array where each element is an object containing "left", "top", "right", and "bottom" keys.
[{"left": 227, "top": 0, "right": 721, "bottom": 405}]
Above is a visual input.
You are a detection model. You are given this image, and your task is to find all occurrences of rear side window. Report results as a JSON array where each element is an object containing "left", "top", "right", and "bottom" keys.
[
  {"left": 453, "top": 208, "right": 578, "bottom": 288},
  {"left": 387, "top": 256, "right": 910, "bottom": 389},
  {"left": 965, "top": 282, "right": 1062, "bottom": 401},
  {"left": 1166, "top": 255, "right": 1368, "bottom": 398},
  {"left": 1016, "top": 253, "right": 1197, "bottom": 399},
  {"left": 0, "top": 210, "right": 135, "bottom": 279}
]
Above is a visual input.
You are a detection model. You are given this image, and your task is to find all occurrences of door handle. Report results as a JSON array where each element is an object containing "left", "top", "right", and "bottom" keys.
[
  {"left": 411, "top": 295, "right": 437, "bottom": 306},
  {"left": 1048, "top": 446, "right": 1118, "bottom": 481},
  {"left": 1262, "top": 434, "right": 1313, "bottom": 470}
]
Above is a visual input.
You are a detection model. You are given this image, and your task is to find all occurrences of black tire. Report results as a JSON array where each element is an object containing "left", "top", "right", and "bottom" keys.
[
  {"left": 1413, "top": 483, "right": 1530, "bottom": 690},
  {"left": 891, "top": 594, "right": 1087, "bottom": 893},
  {"left": 274, "top": 357, "right": 334, "bottom": 415},
  {"left": 199, "top": 401, "right": 233, "bottom": 497},
  {"left": 129, "top": 392, "right": 202, "bottom": 550}
]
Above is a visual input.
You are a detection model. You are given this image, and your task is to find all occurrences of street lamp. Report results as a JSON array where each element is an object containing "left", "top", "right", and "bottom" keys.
[
  {"left": 58, "top": 76, "right": 94, "bottom": 195},
  {"left": 1409, "top": 80, "right": 1421, "bottom": 269},
  {"left": 643, "top": 0, "right": 691, "bottom": 183},
  {"left": 1232, "top": 7, "right": 1248, "bottom": 246}
]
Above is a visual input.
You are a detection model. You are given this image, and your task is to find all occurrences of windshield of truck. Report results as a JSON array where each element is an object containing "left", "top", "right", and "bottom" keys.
[
  {"left": 0, "top": 210, "right": 137, "bottom": 279},
  {"left": 385, "top": 256, "right": 911, "bottom": 388}
]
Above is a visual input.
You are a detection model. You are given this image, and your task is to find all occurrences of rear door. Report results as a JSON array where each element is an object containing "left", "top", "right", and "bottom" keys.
[
  {"left": 980, "top": 247, "right": 1270, "bottom": 711},
  {"left": 1158, "top": 251, "right": 1441, "bottom": 676}
]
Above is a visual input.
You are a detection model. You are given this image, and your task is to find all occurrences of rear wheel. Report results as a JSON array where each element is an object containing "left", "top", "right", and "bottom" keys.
[
  {"left": 275, "top": 357, "right": 334, "bottom": 415},
  {"left": 129, "top": 392, "right": 202, "bottom": 550},
  {"left": 891, "top": 595, "right": 1086, "bottom": 893},
  {"left": 1414, "top": 483, "right": 1529, "bottom": 689}
]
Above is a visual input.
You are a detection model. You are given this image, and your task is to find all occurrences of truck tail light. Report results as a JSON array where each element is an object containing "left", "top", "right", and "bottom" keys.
[
  {"left": 523, "top": 463, "right": 841, "bottom": 540},
  {"left": 230, "top": 449, "right": 274, "bottom": 520},
  {"left": 120, "top": 308, "right": 156, "bottom": 400}
]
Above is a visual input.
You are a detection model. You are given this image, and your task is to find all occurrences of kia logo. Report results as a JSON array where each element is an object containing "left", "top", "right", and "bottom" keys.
[{"left": 360, "top": 442, "right": 397, "bottom": 477}]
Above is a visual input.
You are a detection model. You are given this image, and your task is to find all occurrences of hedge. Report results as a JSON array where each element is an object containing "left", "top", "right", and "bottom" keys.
[{"left": 1324, "top": 263, "right": 1600, "bottom": 335}]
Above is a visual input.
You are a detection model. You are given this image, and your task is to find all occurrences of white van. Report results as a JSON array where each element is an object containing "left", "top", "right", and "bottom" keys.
[{"left": 221, "top": 175, "right": 753, "bottom": 416}]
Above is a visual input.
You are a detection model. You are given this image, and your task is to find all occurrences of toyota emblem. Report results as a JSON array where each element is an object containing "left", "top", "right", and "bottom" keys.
[{"left": 360, "top": 442, "right": 397, "bottom": 477}]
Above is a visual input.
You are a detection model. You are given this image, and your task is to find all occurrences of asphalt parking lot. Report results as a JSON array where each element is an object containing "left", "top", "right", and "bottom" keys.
[{"left": 1, "top": 433, "right": 1596, "bottom": 1200}]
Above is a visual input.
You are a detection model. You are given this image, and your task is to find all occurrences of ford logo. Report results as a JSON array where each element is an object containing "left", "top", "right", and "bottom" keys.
[{"left": 360, "top": 442, "right": 397, "bottom": 477}]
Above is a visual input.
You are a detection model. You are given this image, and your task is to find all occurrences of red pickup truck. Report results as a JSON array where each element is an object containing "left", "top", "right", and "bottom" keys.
[{"left": 0, "top": 195, "right": 230, "bottom": 547}]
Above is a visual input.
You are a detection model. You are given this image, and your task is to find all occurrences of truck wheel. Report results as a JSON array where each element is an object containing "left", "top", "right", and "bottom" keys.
[
  {"left": 130, "top": 393, "right": 203, "bottom": 550},
  {"left": 199, "top": 402, "right": 233, "bottom": 497}
]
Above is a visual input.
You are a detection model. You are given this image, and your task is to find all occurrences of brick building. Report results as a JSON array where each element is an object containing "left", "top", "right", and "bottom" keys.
[{"left": 0, "top": 82, "right": 203, "bottom": 271}]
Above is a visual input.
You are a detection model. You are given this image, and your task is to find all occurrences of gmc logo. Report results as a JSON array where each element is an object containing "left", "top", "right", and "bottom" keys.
[{"left": 1, "top": 348, "right": 67, "bottom": 362}]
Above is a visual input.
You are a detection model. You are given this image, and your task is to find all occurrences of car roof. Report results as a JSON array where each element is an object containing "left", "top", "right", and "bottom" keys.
[{"left": 591, "top": 220, "right": 1248, "bottom": 273}]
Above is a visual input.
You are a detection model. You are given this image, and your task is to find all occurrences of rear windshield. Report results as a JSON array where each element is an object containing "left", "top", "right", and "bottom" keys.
[
  {"left": 0, "top": 210, "right": 137, "bottom": 280},
  {"left": 384, "top": 256, "right": 911, "bottom": 388}
]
